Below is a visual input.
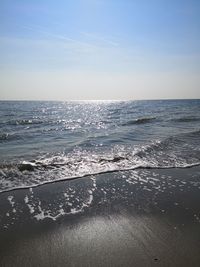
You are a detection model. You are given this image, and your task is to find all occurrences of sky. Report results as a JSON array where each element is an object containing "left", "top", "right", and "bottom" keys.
[{"left": 0, "top": 0, "right": 200, "bottom": 100}]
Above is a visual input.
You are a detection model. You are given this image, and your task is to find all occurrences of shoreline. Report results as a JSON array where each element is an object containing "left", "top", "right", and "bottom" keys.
[{"left": 1, "top": 162, "right": 200, "bottom": 194}]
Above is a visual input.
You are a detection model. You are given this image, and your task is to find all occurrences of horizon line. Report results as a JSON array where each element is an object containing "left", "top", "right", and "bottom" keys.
[{"left": 0, "top": 98, "right": 199, "bottom": 102}]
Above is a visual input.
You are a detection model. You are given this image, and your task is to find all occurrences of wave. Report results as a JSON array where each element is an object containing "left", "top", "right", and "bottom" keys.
[
  {"left": 0, "top": 133, "right": 9, "bottom": 141},
  {"left": 135, "top": 130, "right": 200, "bottom": 163},
  {"left": 122, "top": 117, "right": 156, "bottom": 126},
  {"left": 171, "top": 116, "right": 200, "bottom": 123},
  {"left": 1, "top": 162, "right": 200, "bottom": 194},
  {"left": 8, "top": 119, "right": 44, "bottom": 126},
  {"left": 182, "top": 128, "right": 200, "bottom": 137},
  {"left": 1, "top": 128, "right": 200, "bottom": 193},
  {"left": 0, "top": 132, "right": 20, "bottom": 142}
]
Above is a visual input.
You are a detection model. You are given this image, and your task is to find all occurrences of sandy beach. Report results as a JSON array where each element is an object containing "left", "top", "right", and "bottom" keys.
[
  {"left": 1, "top": 0, "right": 200, "bottom": 263},
  {"left": 1, "top": 166, "right": 200, "bottom": 267}
]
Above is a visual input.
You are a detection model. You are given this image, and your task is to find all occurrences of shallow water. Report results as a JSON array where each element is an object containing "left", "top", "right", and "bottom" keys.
[{"left": 0, "top": 99, "right": 200, "bottom": 192}]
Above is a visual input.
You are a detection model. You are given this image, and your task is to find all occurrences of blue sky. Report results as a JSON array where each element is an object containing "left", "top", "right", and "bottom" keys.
[{"left": 0, "top": 0, "right": 200, "bottom": 100}]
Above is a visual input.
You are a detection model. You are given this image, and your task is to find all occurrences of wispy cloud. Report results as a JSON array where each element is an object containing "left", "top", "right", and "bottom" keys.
[
  {"left": 22, "top": 25, "right": 96, "bottom": 48},
  {"left": 81, "top": 31, "right": 119, "bottom": 47},
  {"left": 0, "top": 24, "right": 130, "bottom": 71},
  {"left": 1, "top": 22, "right": 199, "bottom": 74}
]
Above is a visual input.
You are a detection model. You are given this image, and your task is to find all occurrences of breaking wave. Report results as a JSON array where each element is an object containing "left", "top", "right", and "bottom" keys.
[{"left": 0, "top": 129, "right": 200, "bottom": 193}]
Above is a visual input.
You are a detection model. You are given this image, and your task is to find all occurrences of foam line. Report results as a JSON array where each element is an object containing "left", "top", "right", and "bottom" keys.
[{"left": 1, "top": 162, "right": 199, "bottom": 194}]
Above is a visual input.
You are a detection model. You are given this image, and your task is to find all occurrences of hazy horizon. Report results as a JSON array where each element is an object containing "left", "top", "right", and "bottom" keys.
[
  {"left": 0, "top": 0, "right": 200, "bottom": 100},
  {"left": 0, "top": 97, "right": 199, "bottom": 102}
]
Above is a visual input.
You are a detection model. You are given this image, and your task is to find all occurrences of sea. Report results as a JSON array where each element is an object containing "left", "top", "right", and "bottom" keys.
[{"left": 0, "top": 99, "right": 200, "bottom": 193}]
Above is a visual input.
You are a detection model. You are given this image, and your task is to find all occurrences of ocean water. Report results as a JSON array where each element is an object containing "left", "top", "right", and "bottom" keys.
[{"left": 0, "top": 99, "right": 200, "bottom": 193}]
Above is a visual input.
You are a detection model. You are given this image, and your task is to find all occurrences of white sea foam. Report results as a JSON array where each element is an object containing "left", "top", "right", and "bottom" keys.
[
  {"left": 1, "top": 102, "right": 200, "bottom": 194},
  {"left": 24, "top": 195, "right": 29, "bottom": 204},
  {"left": 8, "top": 195, "right": 14, "bottom": 206}
]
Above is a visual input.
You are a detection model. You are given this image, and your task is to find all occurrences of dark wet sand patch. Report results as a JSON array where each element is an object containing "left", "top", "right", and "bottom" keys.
[{"left": 0, "top": 167, "right": 200, "bottom": 267}]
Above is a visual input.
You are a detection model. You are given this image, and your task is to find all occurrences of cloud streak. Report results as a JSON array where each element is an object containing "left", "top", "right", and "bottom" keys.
[
  {"left": 22, "top": 25, "right": 96, "bottom": 48},
  {"left": 81, "top": 31, "right": 119, "bottom": 47}
]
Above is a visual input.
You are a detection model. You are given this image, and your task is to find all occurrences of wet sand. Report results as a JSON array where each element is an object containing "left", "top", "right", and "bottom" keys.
[{"left": 1, "top": 166, "right": 200, "bottom": 266}]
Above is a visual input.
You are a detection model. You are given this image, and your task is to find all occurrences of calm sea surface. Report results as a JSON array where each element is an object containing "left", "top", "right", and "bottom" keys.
[{"left": 0, "top": 100, "right": 200, "bottom": 192}]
